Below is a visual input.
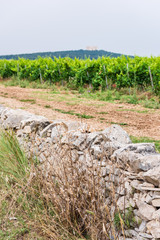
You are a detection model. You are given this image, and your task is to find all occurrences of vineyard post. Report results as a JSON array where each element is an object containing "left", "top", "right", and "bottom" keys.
[
  {"left": 103, "top": 65, "right": 108, "bottom": 89},
  {"left": 85, "top": 63, "right": 91, "bottom": 89},
  {"left": 127, "top": 63, "right": 131, "bottom": 95},
  {"left": 134, "top": 64, "right": 136, "bottom": 84},
  {"left": 46, "top": 64, "right": 51, "bottom": 85},
  {"left": 39, "top": 68, "right": 42, "bottom": 84},
  {"left": 58, "top": 67, "right": 63, "bottom": 86},
  {"left": 133, "top": 63, "right": 137, "bottom": 94},
  {"left": 17, "top": 63, "right": 20, "bottom": 85},
  {"left": 4, "top": 63, "right": 6, "bottom": 79},
  {"left": 87, "top": 71, "right": 91, "bottom": 88},
  {"left": 148, "top": 66, "right": 154, "bottom": 91}
]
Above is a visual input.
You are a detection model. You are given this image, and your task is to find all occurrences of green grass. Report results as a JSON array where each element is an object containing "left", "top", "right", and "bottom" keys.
[
  {"left": 114, "top": 207, "right": 137, "bottom": 231},
  {"left": 66, "top": 102, "right": 77, "bottom": 106},
  {"left": 75, "top": 113, "right": 94, "bottom": 119},
  {"left": 54, "top": 108, "right": 75, "bottom": 115},
  {"left": 2, "top": 77, "right": 52, "bottom": 90},
  {"left": 120, "top": 95, "right": 139, "bottom": 104},
  {"left": 99, "top": 117, "right": 105, "bottom": 120},
  {"left": 54, "top": 108, "right": 94, "bottom": 119},
  {"left": 130, "top": 136, "right": 160, "bottom": 153},
  {"left": 137, "top": 110, "right": 149, "bottom": 113},
  {"left": 97, "top": 111, "right": 109, "bottom": 114},
  {"left": 107, "top": 121, "right": 128, "bottom": 126},
  {"left": 117, "top": 109, "right": 149, "bottom": 114},
  {"left": 142, "top": 99, "right": 160, "bottom": 109},
  {"left": 44, "top": 104, "right": 51, "bottom": 108},
  {"left": 0, "top": 130, "right": 50, "bottom": 239},
  {"left": 20, "top": 99, "right": 36, "bottom": 104}
]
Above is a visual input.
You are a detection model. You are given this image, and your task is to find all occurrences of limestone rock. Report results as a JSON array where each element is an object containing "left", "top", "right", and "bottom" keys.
[
  {"left": 61, "top": 131, "right": 88, "bottom": 150},
  {"left": 131, "top": 180, "right": 141, "bottom": 190},
  {"left": 0, "top": 104, "right": 5, "bottom": 114},
  {"left": 117, "top": 196, "right": 131, "bottom": 210},
  {"left": 1, "top": 108, "right": 33, "bottom": 129},
  {"left": 103, "top": 141, "right": 125, "bottom": 155},
  {"left": 125, "top": 229, "right": 138, "bottom": 238},
  {"left": 138, "top": 232, "right": 152, "bottom": 239},
  {"left": 102, "top": 124, "right": 132, "bottom": 144},
  {"left": 134, "top": 154, "right": 160, "bottom": 172},
  {"left": 41, "top": 120, "right": 90, "bottom": 138},
  {"left": 0, "top": 108, "right": 49, "bottom": 131},
  {"left": 143, "top": 165, "right": 160, "bottom": 187},
  {"left": 21, "top": 116, "right": 50, "bottom": 131},
  {"left": 112, "top": 143, "right": 156, "bottom": 171},
  {"left": 152, "top": 198, "right": 160, "bottom": 207},
  {"left": 89, "top": 133, "right": 108, "bottom": 147},
  {"left": 67, "top": 121, "right": 91, "bottom": 132},
  {"left": 138, "top": 220, "right": 146, "bottom": 232},
  {"left": 23, "top": 126, "right": 32, "bottom": 134},
  {"left": 40, "top": 121, "right": 68, "bottom": 137},
  {"left": 86, "top": 131, "right": 101, "bottom": 146},
  {"left": 152, "top": 209, "right": 160, "bottom": 221},
  {"left": 146, "top": 220, "right": 160, "bottom": 238},
  {"left": 139, "top": 182, "right": 155, "bottom": 189},
  {"left": 136, "top": 201, "right": 156, "bottom": 221},
  {"left": 51, "top": 123, "right": 68, "bottom": 143}
]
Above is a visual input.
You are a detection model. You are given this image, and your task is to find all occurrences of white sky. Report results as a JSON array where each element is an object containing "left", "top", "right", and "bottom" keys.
[{"left": 0, "top": 0, "right": 160, "bottom": 56}]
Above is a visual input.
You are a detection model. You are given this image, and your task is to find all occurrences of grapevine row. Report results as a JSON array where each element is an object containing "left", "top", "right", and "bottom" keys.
[{"left": 0, "top": 56, "right": 160, "bottom": 92}]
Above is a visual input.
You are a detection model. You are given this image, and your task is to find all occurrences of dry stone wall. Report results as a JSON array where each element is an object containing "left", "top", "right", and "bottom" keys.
[{"left": 1, "top": 104, "right": 160, "bottom": 239}]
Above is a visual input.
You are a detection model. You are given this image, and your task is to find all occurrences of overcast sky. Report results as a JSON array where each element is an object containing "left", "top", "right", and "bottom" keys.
[{"left": 0, "top": 0, "right": 160, "bottom": 56}]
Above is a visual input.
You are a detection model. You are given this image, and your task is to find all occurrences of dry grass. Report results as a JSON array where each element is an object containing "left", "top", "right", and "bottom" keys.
[{"left": 0, "top": 130, "right": 133, "bottom": 239}]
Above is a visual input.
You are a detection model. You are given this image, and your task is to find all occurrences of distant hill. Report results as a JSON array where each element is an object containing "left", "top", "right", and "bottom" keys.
[{"left": 0, "top": 49, "right": 133, "bottom": 60}]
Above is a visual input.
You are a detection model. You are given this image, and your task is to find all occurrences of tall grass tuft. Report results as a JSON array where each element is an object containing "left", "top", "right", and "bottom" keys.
[{"left": 0, "top": 130, "right": 30, "bottom": 183}]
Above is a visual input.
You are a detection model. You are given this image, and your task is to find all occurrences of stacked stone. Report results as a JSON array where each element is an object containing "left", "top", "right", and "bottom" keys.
[{"left": 0, "top": 104, "right": 160, "bottom": 239}]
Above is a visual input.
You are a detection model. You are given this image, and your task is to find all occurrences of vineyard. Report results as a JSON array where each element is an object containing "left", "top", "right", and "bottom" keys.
[{"left": 0, "top": 56, "right": 160, "bottom": 93}]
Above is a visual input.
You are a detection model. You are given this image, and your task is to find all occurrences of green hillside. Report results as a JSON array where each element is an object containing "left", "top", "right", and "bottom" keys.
[{"left": 0, "top": 49, "right": 133, "bottom": 60}]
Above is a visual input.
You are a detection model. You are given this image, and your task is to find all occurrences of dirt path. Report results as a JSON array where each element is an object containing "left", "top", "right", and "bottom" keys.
[{"left": 0, "top": 85, "right": 160, "bottom": 140}]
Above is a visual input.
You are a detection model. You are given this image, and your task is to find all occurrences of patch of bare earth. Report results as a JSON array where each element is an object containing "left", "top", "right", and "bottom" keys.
[{"left": 0, "top": 85, "right": 160, "bottom": 140}]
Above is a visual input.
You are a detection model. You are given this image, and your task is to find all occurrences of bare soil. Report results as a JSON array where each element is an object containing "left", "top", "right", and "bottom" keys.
[{"left": 0, "top": 85, "right": 160, "bottom": 140}]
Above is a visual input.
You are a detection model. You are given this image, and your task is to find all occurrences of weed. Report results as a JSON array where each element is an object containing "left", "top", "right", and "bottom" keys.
[
  {"left": 0, "top": 130, "right": 30, "bottom": 183},
  {"left": 54, "top": 108, "right": 94, "bottom": 119},
  {"left": 75, "top": 113, "right": 94, "bottom": 119},
  {"left": 78, "top": 87, "right": 85, "bottom": 94},
  {"left": 20, "top": 99, "right": 36, "bottom": 104},
  {"left": 97, "top": 111, "right": 109, "bottom": 114},
  {"left": 114, "top": 207, "right": 137, "bottom": 230},
  {"left": 44, "top": 104, "right": 51, "bottom": 108},
  {"left": 142, "top": 99, "right": 160, "bottom": 109},
  {"left": 120, "top": 95, "right": 138, "bottom": 105},
  {"left": 66, "top": 102, "right": 77, "bottom": 106},
  {"left": 117, "top": 109, "right": 149, "bottom": 114},
  {"left": 107, "top": 121, "right": 128, "bottom": 126},
  {"left": 114, "top": 91, "right": 121, "bottom": 100},
  {"left": 54, "top": 108, "right": 75, "bottom": 115},
  {"left": 117, "top": 109, "right": 135, "bottom": 112}
]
